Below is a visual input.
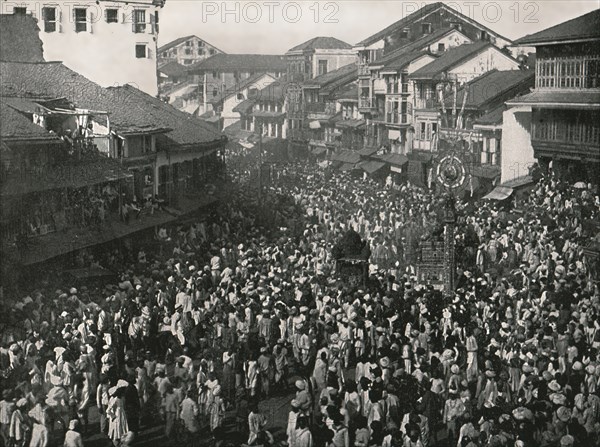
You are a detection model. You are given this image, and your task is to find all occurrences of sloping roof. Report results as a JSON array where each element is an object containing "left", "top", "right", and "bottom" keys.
[
  {"left": 375, "top": 153, "right": 409, "bottom": 167},
  {"left": 1, "top": 61, "right": 165, "bottom": 135},
  {"left": 0, "top": 15, "right": 44, "bottom": 63},
  {"left": 305, "top": 63, "right": 357, "bottom": 88},
  {"left": 158, "top": 61, "right": 187, "bottom": 77},
  {"left": 473, "top": 105, "right": 504, "bottom": 126},
  {"left": 515, "top": 9, "right": 600, "bottom": 45},
  {"left": 358, "top": 160, "right": 386, "bottom": 174},
  {"left": 506, "top": 90, "right": 600, "bottom": 108},
  {"left": 0, "top": 61, "right": 222, "bottom": 147},
  {"left": 158, "top": 35, "right": 224, "bottom": 54},
  {"left": 187, "top": 53, "right": 286, "bottom": 72},
  {"left": 381, "top": 51, "right": 432, "bottom": 71},
  {"left": 107, "top": 85, "right": 223, "bottom": 148},
  {"left": 333, "top": 82, "right": 359, "bottom": 101},
  {"left": 0, "top": 102, "right": 62, "bottom": 142},
  {"left": 232, "top": 98, "right": 255, "bottom": 114},
  {"left": 331, "top": 150, "right": 361, "bottom": 164},
  {"left": 287, "top": 36, "right": 352, "bottom": 53},
  {"left": 355, "top": 2, "right": 510, "bottom": 48},
  {"left": 444, "top": 69, "right": 534, "bottom": 109},
  {"left": 371, "top": 27, "right": 466, "bottom": 67},
  {"left": 410, "top": 41, "right": 492, "bottom": 79},
  {"left": 207, "top": 72, "right": 274, "bottom": 105}
]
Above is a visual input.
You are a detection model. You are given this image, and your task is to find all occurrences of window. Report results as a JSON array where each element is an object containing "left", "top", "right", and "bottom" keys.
[
  {"left": 198, "top": 41, "right": 204, "bottom": 47},
  {"left": 133, "top": 9, "right": 146, "bottom": 33},
  {"left": 422, "top": 23, "right": 431, "bottom": 34},
  {"left": 480, "top": 31, "right": 488, "bottom": 41},
  {"left": 135, "top": 44, "right": 147, "bottom": 58},
  {"left": 212, "top": 71, "right": 218, "bottom": 78},
  {"left": 237, "top": 93, "right": 245, "bottom": 100},
  {"left": 197, "top": 48, "right": 204, "bottom": 56},
  {"left": 184, "top": 48, "right": 191, "bottom": 55},
  {"left": 185, "top": 41, "right": 191, "bottom": 46},
  {"left": 399, "top": 27, "right": 410, "bottom": 39},
  {"left": 212, "top": 88, "right": 218, "bottom": 97},
  {"left": 451, "top": 22, "right": 462, "bottom": 31},
  {"left": 209, "top": 49, "right": 216, "bottom": 55},
  {"left": 74, "top": 8, "right": 87, "bottom": 32},
  {"left": 105, "top": 8, "right": 118, "bottom": 23},
  {"left": 154, "top": 11, "right": 159, "bottom": 33},
  {"left": 318, "top": 60, "right": 328, "bottom": 76},
  {"left": 42, "top": 7, "right": 57, "bottom": 33},
  {"left": 437, "top": 43, "right": 445, "bottom": 52},
  {"left": 13, "top": 7, "right": 26, "bottom": 14}
]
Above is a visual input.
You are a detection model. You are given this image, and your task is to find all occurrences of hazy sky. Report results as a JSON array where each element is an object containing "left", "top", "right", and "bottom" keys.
[{"left": 158, "top": 0, "right": 599, "bottom": 54}]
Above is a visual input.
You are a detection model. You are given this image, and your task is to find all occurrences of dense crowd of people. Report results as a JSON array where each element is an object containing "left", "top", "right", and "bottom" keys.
[{"left": 0, "top": 156, "right": 599, "bottom": 447}]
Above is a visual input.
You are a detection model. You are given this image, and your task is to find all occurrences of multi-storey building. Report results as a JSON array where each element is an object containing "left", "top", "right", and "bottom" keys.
[
  {"left": 233, "top": 81, "right": 291, "bottom": 143},
  {"left": 409, "top": 42, "right": 521, "bottom": 152},
  {"left": 353, "top": 2, "right": 512, "bottom": 76},
  {"left": 1, "top": 0, "right": 164, "bottom": 95},
  {"left": 503, "top": 9, "right": 600, "bottom": 183},
  {"left": 187, "top": 54, "right": 286, "bottom": 115},
  {"left": 0, "top": 15, "right": 225, "bottom": 266},
  {"left": 201, "top": 73, "right": 278, "bottom": 131},
  {"left": 158, "top": 35, "right": 223, "bottom": 67},
  {"left": 285, "top": 36, "right": 357, "bottom": 82}
]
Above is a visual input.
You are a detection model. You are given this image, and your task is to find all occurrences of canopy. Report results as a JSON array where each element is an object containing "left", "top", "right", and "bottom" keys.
[
  {"left": 483, "top": 186, "right": 513, "bottom": 201},
  {"left": 358, "top": 160, "right": 386, "bottom": 174}
]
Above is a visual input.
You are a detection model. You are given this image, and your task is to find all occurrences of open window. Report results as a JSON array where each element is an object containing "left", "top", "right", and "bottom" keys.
[
  {"left": 42, "top": 7, "right": 57, "bottom": 32},
  {"left": 73, "top": 8, "right": 87, "bottom": 32},
  {"left": 105, "top": 8, "right": 118, "bottom": 23}
]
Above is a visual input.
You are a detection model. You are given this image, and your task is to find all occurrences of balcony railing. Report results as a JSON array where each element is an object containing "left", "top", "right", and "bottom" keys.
[
  {"left": 414, "top": 98, "right": 439, "bottom": 109},
  {"left": 536, "top": 55, "right": 600, "bottom": 89},
  {"left": 304, "top": 102, "right": 328, "bottom": 113},
  {"left": 532, "top": 121, "right": 600, "bottom": 146}
]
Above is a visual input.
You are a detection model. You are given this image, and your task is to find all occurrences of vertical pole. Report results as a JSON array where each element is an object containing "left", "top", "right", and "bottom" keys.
[
  {"left": 258, "top": 123, "right": 262, "bottom": 204},
  {"left": 443, "top": 193, "right": 456, "bottom": 292}
]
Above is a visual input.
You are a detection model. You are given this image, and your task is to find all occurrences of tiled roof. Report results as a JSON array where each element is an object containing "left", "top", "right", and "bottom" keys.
[
  {"left": 473, "top": 105, "right": 504, "bottom": 126},
  {"left": 0, "top": 61, "right": 166, "bottom": 135},
  {"left": 331, "top": 150, "right": 361, "bottom": 164},
  {"left": 232, "top": 98, "right": 256, "bottom": 113},
  {"left": 444, "top": 69, "right": 534, "bottom": 109},
  {"left": 371, "top": 28, "right": 466, "bottom": 67},
  {"left": 333, "top": 83, "right": 359, "bottom": 101},
  {"left": 287, "top": 36, "right": 352, "bottom": 53},
  {"left": 187, "top": 53, "right": 286, "bottom": 72},
  {"left": 375, "top": 153, "right": 409, "bottom": 167},
  {"left": 0, "top": 15, "right": 44, "bottom": 63},
  {"left": 158, "top": 61, "right": 187, "bottom": 77},
  {"left": 207, "top": 73, "right": 275, "bottom": 105},
  {"left": 107, "top": 85, "right": 223, "bottom": 148},
  {"left": 0, "top": 61, "right": 223, "bottom": 148},
  {"left": 158, "top": 35, "right": 224, "bottom": 54},
  {"left": 515, "top": 9, "right": 600, "bottom": 45},
  {"left": 506, "top": 90, "right": 600, "bottom": 107},
  {"left": 381, "top": 51, "right": 432, "bottom": 71},
  {"left": 410, "top": 41, "right": 491, "bottom": 79},
  {"left": 355, "top": 2, "right": 510, "bottom": 48},
  {"left": 0, "top": 102, "right": 62, "bottom": 142},
  {"left": 304, "top": 63, "right": 357, "bottom": 89}
]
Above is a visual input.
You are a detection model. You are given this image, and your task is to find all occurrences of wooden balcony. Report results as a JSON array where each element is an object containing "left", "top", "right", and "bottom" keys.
[
  {"left": 385, "top": 113, "right": 411, "bottom": 126},
  {"left": 358, "top": 64, "right": 370, "bottom": 77},
  {"left": 359, "top": 97, "right": 375, "bottom": 110},
  {"left": 531, "top": 120, "right": 600, "bottom": 160}
]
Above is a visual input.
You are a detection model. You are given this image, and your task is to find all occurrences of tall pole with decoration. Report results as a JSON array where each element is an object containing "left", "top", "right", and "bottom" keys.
[{"left": 443, "top": 193, "right": 457, "bottom": 292}]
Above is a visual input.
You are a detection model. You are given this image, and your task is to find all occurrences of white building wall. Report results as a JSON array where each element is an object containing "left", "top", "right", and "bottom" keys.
[
  {"left": 449, "top": 47, "right": 519, "bottom": 84},
  {"left": 421, "top": 30, "right": 472, "bottom": 54},
  {"left": 5, "top": 0, "right": 160, "bottom": 95},
  {"left": 222, "top": 75, "right": 276, "bottom": 129},
  {"left": 501, "top": 105, "right": 535, "bottom": 183},
  {"left": 311, "top": 49, "right": 357, "bottom": 78}
]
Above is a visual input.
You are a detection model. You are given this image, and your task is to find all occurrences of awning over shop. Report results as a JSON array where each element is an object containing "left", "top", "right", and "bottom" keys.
[
  {"left": 330, "top": 150, "right": 361, "bottom": 164},
  {"left": 335, "top": 119, "right": 366, "bottom": 129},
  {"left": 358, "top": 160, "right": 387, "bottom": 174},
  {"left": 483, "top": 186, "right": 513, "bottom": 201},
  {"left": 501, "top": 175, "right": 533, "bottom": 189},
  {"left": 376, "top": 153, "right": 409, "bottom": 167},
  {"left": 338, "top": 163, "right": 355, "bottom": 172},
  {"left": 472, "top": 165, "right": 501, "bottom": 180},
  {"left": 357, "top": 147, "right": 379, "bottom": 157},
  {"left": 312, "top": 146, "right": 327, "bottom": 155}
]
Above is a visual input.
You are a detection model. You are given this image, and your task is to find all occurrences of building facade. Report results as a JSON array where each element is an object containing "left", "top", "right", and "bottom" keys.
[
  {"left": 2, "top": 0, "right": 164, "bottom": 95},
  {"left": 158, "top": 35, "right": 223, "bottom": 67},
  {"left": 503, "top": 9, "right": 600, "bottom": 183},
  {"left": 285, "top": 36, "right": 357, "bottom": 82}
]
